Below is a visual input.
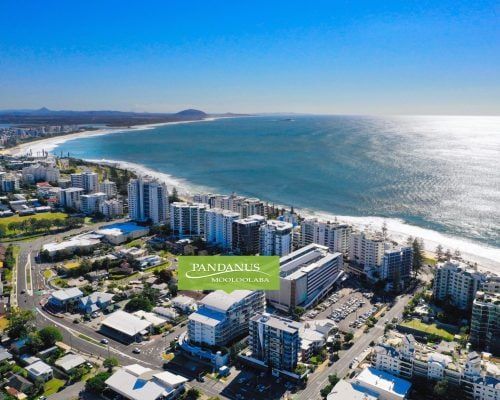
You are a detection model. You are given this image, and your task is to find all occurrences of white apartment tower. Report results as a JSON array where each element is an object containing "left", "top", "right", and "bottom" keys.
[
  {"left": 70, "top": 171, "right": 98, "bottom": 193},
  {"left": 259, "top": 220, "right": 293, "bottom": 256},
  {"left": 80, "top": 192, "right": 107, "bottom": 215},
  {"left": 59, "top": 187, "right": 84, "bottom": 209},
  {"left": 100, "top": 199, "right": 124, "bottom": 218},
  {"left": 128, "top": 177, "right": 169, "bottom": 225},
  {"left": 433, "top": 260, "right": 493, "bottom": 310},
  {"left": 348, "top": 230, "right": 385, "bottom": 272},
  {"left": 204, "top": 208, "right": 240, "bottom": 250},
  {"left": 99, "top": 180, "right": 118, "bottom": 198},
  {"left": 170, "top": 202, "right": 208, "bottom": 238},
  {"left": 300, "top": 218, "right": 351, "bottom": 254}
]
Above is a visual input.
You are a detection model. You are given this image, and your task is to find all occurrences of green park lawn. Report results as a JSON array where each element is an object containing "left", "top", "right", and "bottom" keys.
[
  {"left": 0, "top": 212, "right": 68, "bottom": 236},
  {"left": 401, "top": 319, "right": 455, "bottom": 341}
]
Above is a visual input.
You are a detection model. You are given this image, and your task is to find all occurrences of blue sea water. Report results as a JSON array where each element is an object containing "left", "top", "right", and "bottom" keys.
[{"left": 53, "top": 115, "right": 500, "bottom": 250}]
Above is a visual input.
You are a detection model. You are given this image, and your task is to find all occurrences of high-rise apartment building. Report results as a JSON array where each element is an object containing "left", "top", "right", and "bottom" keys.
[
  {"left": 170, "top": 202, "right": 208, "bottom": 238},
  {"left": 59, "top": 187, "right": 84, "bottom": 209},
  {"left": 80, "top": 192, "right": 107, "bottom": 215},
  {"left": 128, "top": 177, "right": 169, "bottom": 225},
  {"left": 99, "top": 180, "right": 118, "bottom": 198},
  {"left": 204, "top": 208, "right": 240, "bottom": 250},
  {"left": 300, "top": 218, "right": 351, "bottom": 254},
  {"left": 232, "top": 215, "right": 266, "bottom": 255},
  {"left": 348, "top": 230, "right": 385, "bottom": 273},
  {"left": 470, "top": 291, "right": 500, "bottom": 355},
  {"left": 259, "top": 220, "right": 293, "bottom": 256},
  {"left": 432, "top": 261, "right": 494, "bottom": 310},
  {"left": 381, "top": 245, "right": 413, "bottom": 291},
  {"left": 187, "top": 290, "right": 266, "bottom": 346},
  {"left": 71, "top": 171, "right": 98, "bottom": 193},
  {"left": 249, "top": 313, "right": 301, "bottom": 372}
]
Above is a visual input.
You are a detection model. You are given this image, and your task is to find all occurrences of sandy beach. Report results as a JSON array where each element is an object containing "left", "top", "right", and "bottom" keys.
[
  {"left": 5, "top": 117, "right": 219, "bottom": 157},
  {"left": 5, "top": 118, "right": 499, "bottom": 274},
  {"left": 68, "top": 159, "right": 500, "bottom": 274}
]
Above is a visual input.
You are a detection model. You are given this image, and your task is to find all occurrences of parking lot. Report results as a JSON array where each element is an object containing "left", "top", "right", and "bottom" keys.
[
  {"left": 304, "top": 288, "right": 381, "bottom": 333},
  {"left": 221, "top": 367, "right": 301, "bottom": 400}
]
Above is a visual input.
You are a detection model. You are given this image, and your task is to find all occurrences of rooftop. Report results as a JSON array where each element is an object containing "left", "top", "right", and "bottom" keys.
[
  {"left": 200, "top": 290, "right": 254, "bottom": 312},
  {"left": 355, "top": 367, "right": 411, "bottom": 399},
  {"left": 101, "top": 310, "right": 152, "bottom": 337},
  {"left": 26, "top": 360, "right": 53, "bottom": 377},
  {"left": 189, "top": 307, "right": 225, "bottom": 327},
  {"left": 234, "top": 215, "right": 266, "bottom": 225},
  {"left": 55, "top": 353, "right": 86, "bottom": 371},
  {"left": 105, "top": 365, "right": 187, "bottom": 400},
  {"left": 43, "top": 233, "right": 101, "bottom": 253},
  {"left": 252, "top": 313, "right": 301, "bottom": 334},
  {"left": 327, "top": 380, "right": 378, "bottom": 400},
  {"left": 96, "top": 221, "right": 149, "bottom": 236},
  {"left": 51, "top": 287, "right": 83, "bottom": 301},
  {"left": 80, "top": 291, "right": 114, "bottom": 305}
]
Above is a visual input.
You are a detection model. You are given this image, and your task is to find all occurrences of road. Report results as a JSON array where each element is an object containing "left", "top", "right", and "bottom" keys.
[
  {"left": 296, "top": 293, "right": 411, "bottom": 400},
  {"left": 12, "top": 224, "right": 413, "bottom": 400},
  {"left": 15, "top": 229, "right": 179, "bottom": 361}
]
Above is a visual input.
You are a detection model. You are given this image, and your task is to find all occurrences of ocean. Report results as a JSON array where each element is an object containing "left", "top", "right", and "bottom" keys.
[{"left": 51, "top": 115, "right": 500, "bottom": 261}]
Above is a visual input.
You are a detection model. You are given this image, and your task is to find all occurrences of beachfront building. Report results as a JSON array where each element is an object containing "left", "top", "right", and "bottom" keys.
[
  {"left": 470, "top": 291, "right": 500, "bottom": 355},
  {"left": 248, "top": 313, "right": 301, "bottom": 373},
  {"left": 98, "top": 179, "right": 118, "bottom": 198},
  {"left": 237, "top": 197, "right": 267, "bottom": 218},
  {"left": 80, "top": 192, "right": 107, "bottom": 215},
  {"left": 59, "top": 187, "right": 84, "bottom": 209},
  {"left": 348, "top": 230, "right": 385, "bottom": 274},
  {"left": 70, "top": 171, "right": 98, "bottom": 193},
  {"left": 128, "top": 177, "right": 169, "bottom": 225},
  {"left": 381, "top": 245, "right": 413, "bottom": 292},
  {"left": 170, "top": 202, "right": 208, "bottom": 238},
  {"left": 99, "top": 199, "right": 124, "bottom": 218},
  {"left": 433, "top": 260, "right": 494, "bottom": 310},
  {"left": 300, "top": 218, "right": 351, "bottom": 254},
  {"left": 193, "top": 193, "right": 267, "bottom": 217},
  {"left": 204, "top": 208, "right": 240, "bottom": 250},
  {"left": 373, "top": 333, "right": 500, "bottom": 400},
  {"left": 259, "top": 219, "right": 293, "bottom": 256},
  {"left": 266, "top": 243, "right": 343, "bottom": 311},
  {"left": 232, "top": 215, "right": 266, "bottom": 255}
]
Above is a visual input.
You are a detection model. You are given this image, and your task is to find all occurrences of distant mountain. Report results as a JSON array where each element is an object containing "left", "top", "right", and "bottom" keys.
[{"left": 174, "top": 109, "right": 207, "bottom": 118}]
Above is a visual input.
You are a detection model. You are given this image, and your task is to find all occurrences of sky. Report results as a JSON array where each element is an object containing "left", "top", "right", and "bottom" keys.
[{"left": 0, "top": 1, "right": 499, "bottom": 115}]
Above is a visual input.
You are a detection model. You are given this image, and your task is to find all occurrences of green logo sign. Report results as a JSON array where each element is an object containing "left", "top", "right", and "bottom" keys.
[{"left": 178, "top": 256, "right": 280, "bottom": 292}]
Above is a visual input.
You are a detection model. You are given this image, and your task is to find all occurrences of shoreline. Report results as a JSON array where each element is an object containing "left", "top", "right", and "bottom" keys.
[
  {"left": 4, "top": 117, "right": 220, "bottom": 156},
  {"left": 5, "top": 119, "right": 499, "bottom": 274},
  {"left": 79, "top": 159, "right": 500, "bottom": 274}
]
